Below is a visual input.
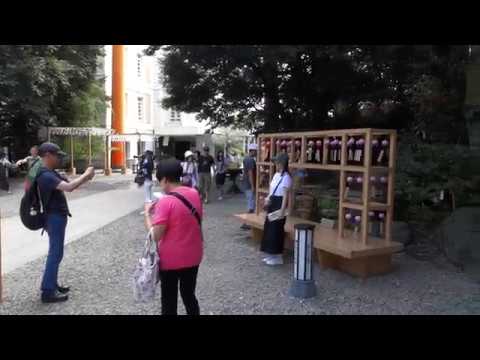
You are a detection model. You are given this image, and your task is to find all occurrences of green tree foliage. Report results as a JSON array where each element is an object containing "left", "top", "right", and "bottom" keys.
[
  {"left": 148, "top": 45, "right": 474, "bottom": 222},
  {"left": 147, "top": 45, "right": 469, "bottom": 142},
  {"left": 0, "top": 45, "right": 104, "bottom": 154},
  {"left": 59, "top": 80, "right": 108, "bottom": 162}
]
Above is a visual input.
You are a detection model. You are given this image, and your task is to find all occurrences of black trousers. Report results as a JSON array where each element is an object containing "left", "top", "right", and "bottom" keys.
[
  {"left": 0, "top": 177, "right": 9, "bottom": 192},
  {"left": 159, "top": 266, "right": 200, "bottom": 315}
]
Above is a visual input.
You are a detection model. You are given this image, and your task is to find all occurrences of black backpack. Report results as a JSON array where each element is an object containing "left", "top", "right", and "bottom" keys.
[{"left": 19, "top": 167, "right": 51, "bottom": 230}]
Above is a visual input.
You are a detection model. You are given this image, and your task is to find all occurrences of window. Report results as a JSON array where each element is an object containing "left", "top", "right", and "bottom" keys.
[
  {"left": 144, "top": 95, "right": 151, "bottom": 124},
  {"left": 137, "top": 54, "right": 142, "bottom": 78},
  {"left": 170, "top": 109, "right": 181, "bottom": 122},
  {"left": 137, "top": 97, "right": 144, "bottom": 122}
]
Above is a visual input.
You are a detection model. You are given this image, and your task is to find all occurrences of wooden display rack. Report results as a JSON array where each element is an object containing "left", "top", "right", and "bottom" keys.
[{"left": 234, "top": 128, "right": 403, "bottom": 278}]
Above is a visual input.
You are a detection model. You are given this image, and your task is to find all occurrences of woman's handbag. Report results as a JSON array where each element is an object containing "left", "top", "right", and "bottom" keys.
[
  {"left": 132, "top": 229, "right": 160, "bottom": 302},
  {"left": 134, "top": 173, "right": 145, "bottom": 186},
  {"left": 263, "top": 173, "right": 285, "bottom": 212}
]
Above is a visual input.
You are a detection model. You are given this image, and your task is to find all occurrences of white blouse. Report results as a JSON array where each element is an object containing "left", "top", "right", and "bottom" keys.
[{"left": 269, "top": 172, "right": 292, "bottom": 197}]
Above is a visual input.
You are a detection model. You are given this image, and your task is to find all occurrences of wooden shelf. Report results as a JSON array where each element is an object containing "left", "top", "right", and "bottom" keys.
[
  {"left": 369, "top": 202, "right": 389, "bottom": 210},
  {"left": 289, "top": 163, "right": 367, "bottom": 172},
  {"left": 372, "top": 129, "right": 397, "bottom": 135},
  {"left": 342, "top": 201, "right": 364, "bottom": 210},
  {"left": 258, "top": 128, "right": 371, "bottom": 138},
  {"left": 252, "top": 128, "right": 398, "bottom": 277},
  {"left": 341, "top": 201, "right": 388, "bottom": 211},
  {"left": 343, "top": 165, "right": 366, "bottom": 172}
]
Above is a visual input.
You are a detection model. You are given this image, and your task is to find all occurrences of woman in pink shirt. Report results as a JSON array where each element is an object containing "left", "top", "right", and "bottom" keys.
[{"left": 144, "top": 159, "right": 203, "bottom": 315}]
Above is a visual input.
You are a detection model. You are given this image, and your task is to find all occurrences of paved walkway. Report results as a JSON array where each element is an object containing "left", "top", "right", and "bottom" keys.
[
  {"left": 1, "top": 190, "right": 480, "bottom": 315},
  {"left": 1, "top": 173, "right": 144, "bottom": 274}
]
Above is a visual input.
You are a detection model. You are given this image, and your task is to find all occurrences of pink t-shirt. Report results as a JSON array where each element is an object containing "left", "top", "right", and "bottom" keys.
[{"left": 152, "top": 186, "right": 203, "bottom": 270}]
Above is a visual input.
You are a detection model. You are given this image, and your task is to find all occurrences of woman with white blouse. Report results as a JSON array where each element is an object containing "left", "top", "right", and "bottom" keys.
[{"left": 261, "top": 152, "right": 292, "bottom": 266}]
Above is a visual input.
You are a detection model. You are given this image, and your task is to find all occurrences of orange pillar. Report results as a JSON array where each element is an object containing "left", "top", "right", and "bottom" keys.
[{"left": 111, "top": 45, "right": 126, "bottom": 168}]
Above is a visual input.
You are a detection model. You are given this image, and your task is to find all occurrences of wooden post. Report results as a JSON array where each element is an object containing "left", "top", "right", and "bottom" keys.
[
  {"left": 88, "top": 130, "right": 92, "bottom": 167},
  {"left": 362, "top": 129, "right": 372, "bottom": 245},
  {"left": 0, "top": 208, "right": 3, "bottom": 303},
  {"left": 322, "top": 136, "right": 328, "bottom": 164},
  {"left": 70, "top": 134, "right": 76, "bottom": 176},
  {"left": 338, "top": 134, "right": 348, "bottom": 240},
  {"left": 120, "top": 139, "right": 127, "bottom": 175},
  {"left": 385, "top": 131, "right": 397, "bottom": 242},
  {"left": 340, "top": 134, "right": 347, "bottom": 167},
  {"left": 270, "top": 136, "right": 274, "bottom": 163},
  {"left": 104, "top": 135, "right": 112, "bottom": 176},
  {"left": 338, "top": 169, "right": 346, "bottom": 240},
  {"left": 255, "top": 135, "right": 262, "bottom": 215},
  {"left": 301, "top": 136, "right": 306, "bottom": 164},
  {"left": 287, "top": 161, "right": 294, "bottom": 216}
]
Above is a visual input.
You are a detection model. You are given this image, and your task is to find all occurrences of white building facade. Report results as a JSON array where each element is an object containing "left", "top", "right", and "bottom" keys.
[{"left": 103, "top": 45, "right": 214, "bottom": 164}]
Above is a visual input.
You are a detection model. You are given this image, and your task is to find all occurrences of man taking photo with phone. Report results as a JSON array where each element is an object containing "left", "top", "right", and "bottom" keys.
[{"left": 36, "top": 142, "right": 95, "bottom": 303}]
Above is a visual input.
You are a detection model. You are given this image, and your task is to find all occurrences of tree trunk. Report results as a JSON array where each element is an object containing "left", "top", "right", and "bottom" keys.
[{"left": 261, "top": 59, "right": 285, "bottom": 132}]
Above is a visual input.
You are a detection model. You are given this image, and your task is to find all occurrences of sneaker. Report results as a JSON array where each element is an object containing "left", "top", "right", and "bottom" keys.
[
  {"left": 262, "top": 256, "right": 271, "bottom": 263},
  {"left": 41, "top": 291, "right": 69, "bottom": 304},
  {"left": 266, "top": 255, "right": 284, "bottom": 266},
  {"left": 57, "top": 285, "right": 70, "bottom": 294}
]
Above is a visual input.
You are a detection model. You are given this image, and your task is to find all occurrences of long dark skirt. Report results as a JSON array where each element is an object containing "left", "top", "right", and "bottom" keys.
[
  {"left": 260, "top": 195, "right": 286, "bottom": 255},
  {"left": 0, "top": 174, "right": 9, "bottom": 192}
]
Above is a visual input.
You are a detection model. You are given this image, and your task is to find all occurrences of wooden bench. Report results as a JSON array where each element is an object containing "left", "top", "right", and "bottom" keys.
[{"left": 234, "top": 213, "right": 403, "bottom": 278}]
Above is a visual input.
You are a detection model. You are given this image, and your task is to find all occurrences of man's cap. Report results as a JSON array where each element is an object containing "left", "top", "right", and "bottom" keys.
[
  {"left": 184, "top": 150, "right": 194, "bottom": 159},
  {"left": 273, "top": 152, "right": 289, "bottom": 165},
  {"left": 38, "top": 142, "right": 67, "bottom": 157},
  {"left": 248, "top": 143, "right": 258, "bottom": 151}
]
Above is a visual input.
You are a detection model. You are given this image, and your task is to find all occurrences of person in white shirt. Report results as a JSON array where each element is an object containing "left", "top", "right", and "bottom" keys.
[
  {"left": 0, "top": 152, "right": 16, "bottom": 194},
  {"left": 260, "top": 152, "right": 292, "bottom": 265},
  {"left": 181, "top": 150, "right": 199, "bottom": 189}
]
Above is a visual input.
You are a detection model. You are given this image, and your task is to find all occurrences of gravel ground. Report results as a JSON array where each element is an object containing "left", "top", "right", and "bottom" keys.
[{"left": 1, "top": 191, "right": 480, "bottom": 315}]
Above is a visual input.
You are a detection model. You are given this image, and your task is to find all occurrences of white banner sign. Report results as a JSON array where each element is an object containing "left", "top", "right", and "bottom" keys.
[
  {"left": 110, "top": 134, "right": 156, "bottom": 142},
  {"left": 48, "top": 127, "right": 116, "bottom": 137}
]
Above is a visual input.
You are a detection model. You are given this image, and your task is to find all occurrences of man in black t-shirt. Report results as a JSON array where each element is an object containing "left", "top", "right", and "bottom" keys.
[
  {"left": 197, "top": 146, "right": 215, "bottom": 204},
  {"left": 36, "top": 142, "right": 95, "bottom": 303}
]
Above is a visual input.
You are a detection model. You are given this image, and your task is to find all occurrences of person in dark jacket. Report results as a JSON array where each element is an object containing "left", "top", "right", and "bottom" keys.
[{"left": 141, "top": 150, "right": 155, "bottom": 203}]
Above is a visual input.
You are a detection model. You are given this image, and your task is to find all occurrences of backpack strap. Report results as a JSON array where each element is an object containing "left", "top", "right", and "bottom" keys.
[
  {"left": 35, "top": 167, "right": 71, "bottom": 219},
  {"left": 168, "top": 191, "right": 202, "bottom": 227}
]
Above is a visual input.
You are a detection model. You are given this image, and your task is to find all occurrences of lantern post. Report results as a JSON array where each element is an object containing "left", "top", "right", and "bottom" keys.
[{"left": 289, "top": 223, "right": 317, "bottom": 299}]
